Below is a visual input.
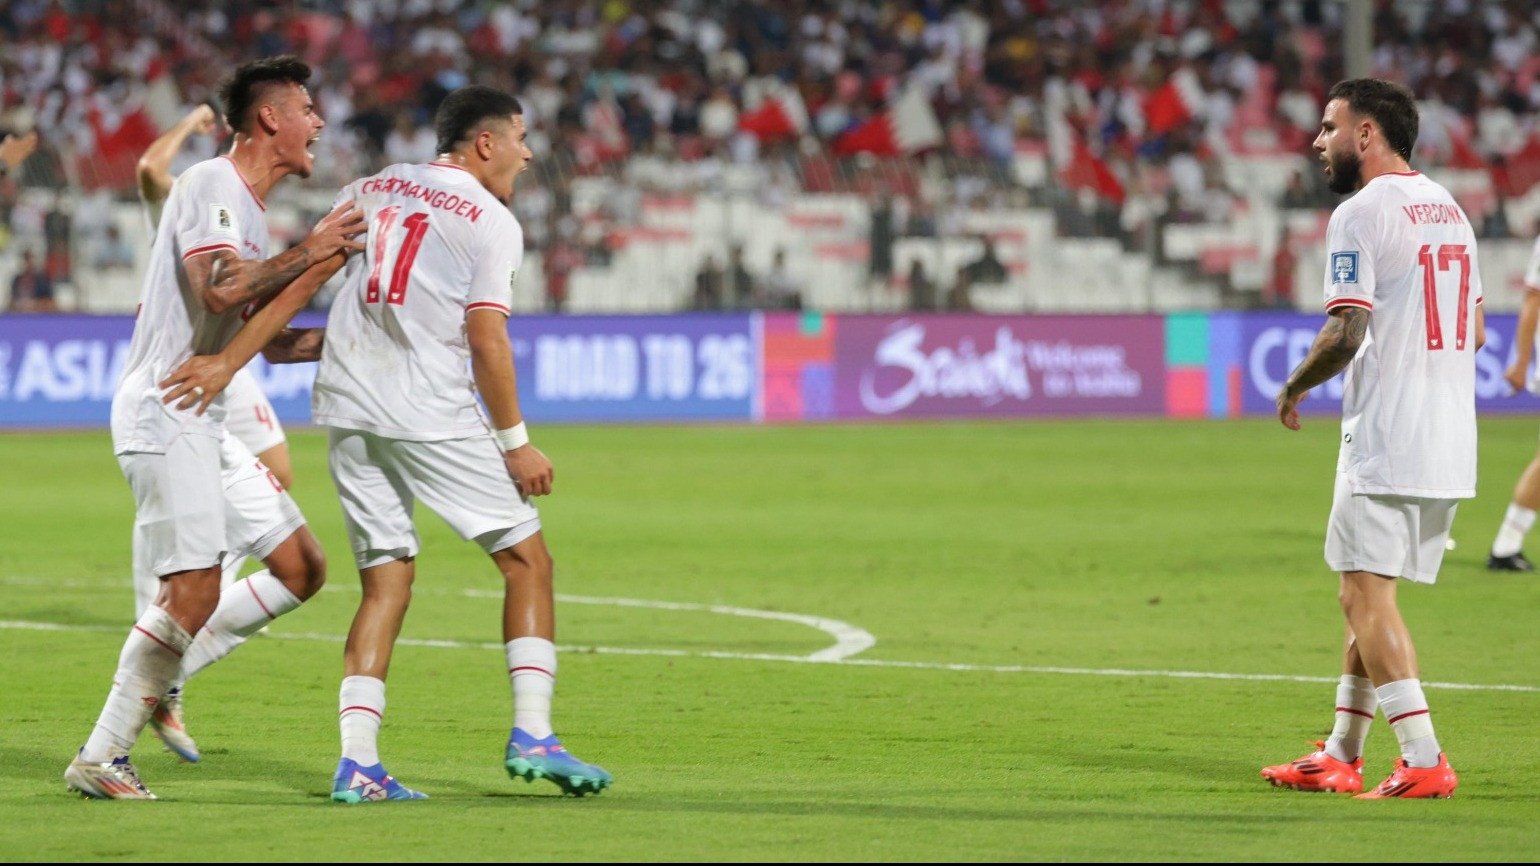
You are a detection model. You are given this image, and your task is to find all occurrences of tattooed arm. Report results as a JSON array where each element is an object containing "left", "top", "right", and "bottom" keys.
[
  {"left": 1276, "top": 306, "right": 1370, "bottom": 431},
  {"left": 183, "top": 201, "right": 364, "bottom": 315}
]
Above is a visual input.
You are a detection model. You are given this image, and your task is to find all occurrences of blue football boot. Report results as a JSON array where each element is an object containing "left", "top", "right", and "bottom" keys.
[
  {"left": 505, "top": 728, "right": 612, "bottom": 796},
  {"left": 330, "top": 758, "right": 428, "bottom": 803}
]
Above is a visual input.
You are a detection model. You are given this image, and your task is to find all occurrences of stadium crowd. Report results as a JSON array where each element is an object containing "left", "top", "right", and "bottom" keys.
[{"left": 3, "top": 0, "right": 1540, "bottom": 310}]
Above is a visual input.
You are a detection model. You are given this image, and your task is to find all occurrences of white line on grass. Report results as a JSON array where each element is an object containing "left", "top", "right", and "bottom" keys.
[
  {"left": 0, "top": 576, "right": 876, "bottom": 663},
  {"left": 1, "top": 618, "right": 1535, "bottom": 694}
]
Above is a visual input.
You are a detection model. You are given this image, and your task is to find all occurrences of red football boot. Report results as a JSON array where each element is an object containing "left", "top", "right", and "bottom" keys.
[
  {"left": 1355, "top": 754, "right": 1458, "bottom": 799},
  {"left": 1261, "top": 741, "right": 1364, "bottom": 794}
]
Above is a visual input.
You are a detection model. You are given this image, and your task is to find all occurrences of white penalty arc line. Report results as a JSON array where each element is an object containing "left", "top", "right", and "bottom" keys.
[
  {"left": 1, "top": 619, "right": 1536, "bottom": 695},
  {"left": 466, "top": 589, "right": 877, "bottom": 662},
  {"left": 0, "top": 577, "right": 876, "bottom": 664}
]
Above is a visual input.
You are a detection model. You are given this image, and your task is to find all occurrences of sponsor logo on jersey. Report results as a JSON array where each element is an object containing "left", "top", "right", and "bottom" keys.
[{"left": 1331, "top": 251, "right": 1359, "bottom": 284}]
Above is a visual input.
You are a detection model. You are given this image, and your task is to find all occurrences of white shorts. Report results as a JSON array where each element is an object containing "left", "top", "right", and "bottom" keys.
[
  {"left": 1324, "top": 472, "right": 1458, "bottom": 584},
  {"left": 121, "top": 431, "right": 306, "bottom": 579},
  {"left": 223, "top": 367, "right": 286, "bottom": 456},
  {"left": 326, "top": 427, "right": 541, "bottom": 569}
]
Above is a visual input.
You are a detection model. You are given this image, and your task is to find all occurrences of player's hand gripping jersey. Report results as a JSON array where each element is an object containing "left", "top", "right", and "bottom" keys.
[
  {"left": 112, "top": 157, "right": 269, "bottom": 452},
  {"left": 1324, "top": 171, "right": 1482, "bottom": 499},
  {"left": 313, "top": 161, "right": 522, "bottom": 439}
]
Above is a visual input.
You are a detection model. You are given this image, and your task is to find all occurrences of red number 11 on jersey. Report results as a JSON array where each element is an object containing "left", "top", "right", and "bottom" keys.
[
  {"left": 365, "top": 206, "right": 430, "bottom": 306},
  {"left": 1418, "top": 243, "right": 1471, "bottom": 351}
]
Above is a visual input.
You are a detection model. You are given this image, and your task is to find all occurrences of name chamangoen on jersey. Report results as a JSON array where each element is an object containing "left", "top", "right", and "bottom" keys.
[
  {"left": 1324, "top": 170, "right": 1483, "bottom": 500},
  {"left": 312, "top": 161, "right": 522, "bottom": 440}
]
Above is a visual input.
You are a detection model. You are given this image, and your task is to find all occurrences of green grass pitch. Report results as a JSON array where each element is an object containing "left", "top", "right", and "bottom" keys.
[{"left": 1, "top": 418, "right": 1537, "bottom": 861}]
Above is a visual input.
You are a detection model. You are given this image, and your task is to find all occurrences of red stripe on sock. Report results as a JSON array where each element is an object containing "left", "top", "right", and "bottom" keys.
[
  {"left": 508, "top": 665, "right": 554, "bottom": 678},
  {"left": 1335, "top": 706, "right": 1375, "bottom": 720},
  {"left": 245, "top": 578, "right": 276, "bottom": 620},
  {"left": 133, "top": 625, "right": 184, "bottom": 658},
  {"left": 1388, "top": 708, "right": 1430, "bottom": 725},
  {"left": 339, "top": 705, "right": 383, "bottom": 719}
]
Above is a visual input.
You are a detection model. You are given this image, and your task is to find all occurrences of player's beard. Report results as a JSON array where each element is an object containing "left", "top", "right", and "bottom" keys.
[{"left": 1326, "top": 148, "right": 1362, "bottom": 194}]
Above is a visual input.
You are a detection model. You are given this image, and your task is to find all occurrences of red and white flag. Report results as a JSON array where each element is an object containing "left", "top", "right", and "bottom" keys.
[{"left": 832, "top": 84, "right": 943, "bottom": 156}]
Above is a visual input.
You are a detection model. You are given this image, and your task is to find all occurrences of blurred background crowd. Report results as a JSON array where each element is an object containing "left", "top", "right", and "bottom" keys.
[{"left": 4, "top": 0, "right": 1540, "bottom": 315}]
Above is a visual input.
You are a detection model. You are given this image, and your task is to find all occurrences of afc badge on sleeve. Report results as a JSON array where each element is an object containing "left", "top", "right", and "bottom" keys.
[
  {"left": 210, "top": 204, "right": 239, "bottom": 237},
  {"left": 1331, "top": 251, "right": 1359, "bottom": 284}
]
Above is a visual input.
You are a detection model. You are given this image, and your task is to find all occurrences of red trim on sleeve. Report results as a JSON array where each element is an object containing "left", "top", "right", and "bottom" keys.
[
  {"left": 1385, "top": 170, "right": 1421, "bottom": 177},
  {"left": 221, "top": 156, "right": 267, "bottom": 210},
  {"left": 182, "top": 242, "right": 238, "bottom": 261},
  {"left": 1325, "top": 297, "right": 1373, "bottom": 312},
  {"left": 1475, "top": 296, "right": 1484, "bottom": 305},
  {"left": 466, "top": 301, "right": 511, "bottom": 316}
]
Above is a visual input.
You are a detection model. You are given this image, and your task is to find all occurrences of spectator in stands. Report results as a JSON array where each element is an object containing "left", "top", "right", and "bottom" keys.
[
  {"left": 692, "top": 254, "right": 725, "bottom": 311},
  {"left": 543, "top": 236, "right": 584, "bottom": 314},
  {"left": 94, "top": 225, "right": 135, "bottom": 271},
  {"left": 758, "top": 247, "right": 802, "bottom": 310},
  {"left": 960, "top": 236, "right": 1007, "bottom": 286},
  {"left": 869, "top": 194, "right": 895, "bottom": 286},
  {"left": 9, "top": 249, "right": 56, "bottom": 312},
  {"left": 946, "top": 270, "right": 975, "bottom": 313},
  {"left": 725, "top": 244, "right": 755, "bottom": 309},
  {"left": 1481, "top": 196, "right": 1513, "bottom": 239},
  {"left": 907, "top": 259, "right": 936, "bottom": 312},
  {"left": 1280, "top": 171, "right": 1316, "bottom": 210}
]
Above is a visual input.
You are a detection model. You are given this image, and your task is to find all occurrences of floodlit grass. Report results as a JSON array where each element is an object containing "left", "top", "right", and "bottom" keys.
[{"left": 1, "top": 419, "right": 1537, "bottom": 860}]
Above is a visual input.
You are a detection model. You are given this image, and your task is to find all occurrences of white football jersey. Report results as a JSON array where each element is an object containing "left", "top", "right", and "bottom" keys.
[
  {"left": 112, "top": 157, "right": 269, "bottom": 454},
  {"left": 1324, "top": 170, "right": 1482, "bottom": 499},
  {"left": 1523, "top": 234, "right": 1540, "bottom": 291},
  {"left": 313, "top": 161, "right": 522, "bottom": 440}
]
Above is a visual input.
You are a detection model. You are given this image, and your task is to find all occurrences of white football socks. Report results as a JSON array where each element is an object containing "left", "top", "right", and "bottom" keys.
[
  {"left": 506, "top": 637, "right": 556, "bottom": 739},
  {"left": 1323, "top": 675, "right": 1376, "bottom": 762},
  {"left": 81, "top": 606, "right": 193, "bottom": 762},
  {"left": 220, "top": 554, "right": 248, "bottom": 591},
  {"left": 1376, "top": 678, "right": 1442, "bottom": 768},
  {"left": 339, "top": 675, "right": 386, "bottom": 767},
  {"left": 1491, "top": 503, "right": 1535, "bottom": 557},
  {"left": 178, "top": 571, "right": 300, "bottom": 683}
]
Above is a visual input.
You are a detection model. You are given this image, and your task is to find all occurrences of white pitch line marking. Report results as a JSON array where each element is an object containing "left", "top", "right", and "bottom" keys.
[
  {"left": 0, "top": 576, "right": 876, "bottom": 663},
  {"left": 1, "top": 618, "right": 1535, "bottom": 694}
]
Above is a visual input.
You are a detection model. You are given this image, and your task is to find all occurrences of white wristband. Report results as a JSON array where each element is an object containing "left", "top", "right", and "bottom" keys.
[{"left": 494, "top": 422, "right": 530, "bottom": 451}]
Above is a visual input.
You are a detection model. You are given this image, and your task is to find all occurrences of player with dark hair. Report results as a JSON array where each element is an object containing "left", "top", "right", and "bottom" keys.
[
  {"left": 159, "top": 85, "right": 612, "bottom": 802},
  {"left": 1264, "top": 79, "right": 1476, "bottom": 799},
  {"left": 62, "top": 56, "right": 366, "bottom": 799}
]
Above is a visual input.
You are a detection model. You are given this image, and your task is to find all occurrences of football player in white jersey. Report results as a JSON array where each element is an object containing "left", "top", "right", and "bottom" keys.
[
  {"left": 133, "top": 105, "right": 295, "bottom": 624},
  {"left": 1485, "top": 235, "right": 1540, "bottom": 571},
  {"left": 1263, "top": 80, "right": 1477, "bottom": 800},
  {"left": 64, "top": 56, "right": 365, "bottom": 800},
  {"left": 158, "top": 86, "right": 612, "bottom": 802}
]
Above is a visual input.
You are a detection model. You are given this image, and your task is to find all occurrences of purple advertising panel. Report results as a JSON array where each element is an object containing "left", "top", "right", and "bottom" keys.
[
  {"left": 1237, "top": 312, "right": 1540, "bottom": 416},
  {"left": 0, "top": 313, "right": 325, "bottom": 428},
  {"left": 832, "top": 315, "right": 1166, "bottom": 419},
  {"left": 507, "top": 314, "right": 755, "bottom": 422}
]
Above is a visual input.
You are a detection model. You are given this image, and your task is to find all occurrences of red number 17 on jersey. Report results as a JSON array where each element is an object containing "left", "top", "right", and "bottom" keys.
[
  {"left": 1418, "top": 243, "right": 1471, "bottom": 351},
  {"left": 365, "top": 206, "right": 430, "bottom": 306}
]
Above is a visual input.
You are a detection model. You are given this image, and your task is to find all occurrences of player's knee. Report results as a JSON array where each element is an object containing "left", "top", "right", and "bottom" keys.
[{"left": 298, "top": 542, "right": 326, "bottom": 598}]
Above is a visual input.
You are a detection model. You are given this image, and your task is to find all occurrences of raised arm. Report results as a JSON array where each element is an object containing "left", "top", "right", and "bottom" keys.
[
  {"left": 468, "top": 308, "right": 553, "bottom": 498},
  {"left": 0, "top": 130, "right": 38, "bottom": 174},
  {"left": 137, "top": 105, "right": 218, "bottom": 205},
  {"left": 182, "top": 200, "right": 364, "bottom": 315},
  {"left": 1276, "top": 306, "right": 1370, "bottom": 430}
]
